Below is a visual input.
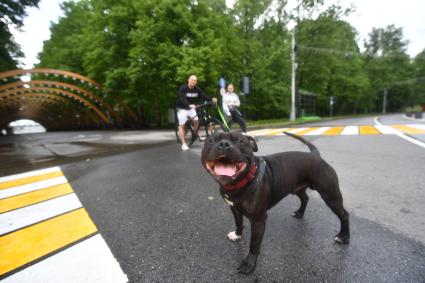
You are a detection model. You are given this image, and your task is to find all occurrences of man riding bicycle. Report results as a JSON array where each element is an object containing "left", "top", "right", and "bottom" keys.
[{"left": 177, "top": 75, "right": 217, "bottom": 151}]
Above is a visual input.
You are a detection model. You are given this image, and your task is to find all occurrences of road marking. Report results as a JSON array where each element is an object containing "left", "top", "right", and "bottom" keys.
[
  {"left": 323, "top": 126, "right": 344, "bottom": 135},
  {"left": 0, "top": 167, "right": 128, "bottom": 282},
  {"left": 246, "top": 128, "right": 279, "bottom": 135},
  {"left": 286, "top": 127, "right": 308, "bottom": 134},
  {"left": 0, "top": 194, "right": 82, "bottom": 235},
  {"left": 359, "top": 125, "right": 381, "bottom": 135},
  {"left": 375, "top": 125, "right": 400, "bottom": 134},
  {"left": 2, "top": 234, "right": 128, "bottom": 283},
  {"left": 0, "top": 176, "right": 68, "bottom": 199},
  {"left": 304, "top": 127, "right": 331, "bottom": 135},
  {"left": 391, "top": 125, "right": 425, "bottom": 134},
  {"left": 409, "top": 124, "right": 425, "bottom": 130},
  {"left": 247, "top": 124, "right": 425, "bottom": 137},
  {"left": 375, "top": 118, "right": 425, "bottom": 149},
  {"left": 0, "top": 183, "right": 73, "bottom": 213},
  {"left": 259, "top": 128, "right": 289, "bottom": 136},
  {"left": 341, "top": 126, "right": 359, "bottom": 135},
  {"left": 0, "top": 167, "right": 61, "bottom": 184},
  {"left": 0, "top": 171, "right": 63, "bottom": 190},
  {"left": 292, "top": 127, "right": 320, "bottom": 135},
  {"left": 0, "top": 208, "right": 97, "bottom": 275}
]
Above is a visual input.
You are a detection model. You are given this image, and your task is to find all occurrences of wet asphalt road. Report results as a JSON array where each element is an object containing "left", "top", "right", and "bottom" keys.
[
  {"left": 60, "top": 134, "right": 425, "bottom": 282},
  {"left": 1, "top": 114, "right": 425, "bottom": 282}
]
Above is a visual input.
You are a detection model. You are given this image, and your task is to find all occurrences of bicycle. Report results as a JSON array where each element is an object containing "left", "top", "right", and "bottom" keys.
[
  {"left": 174, "top": 101, "right": 226, "bottom": 147},
  {"left": 215, "top": 105, "right": 247, "bottom": 133}
]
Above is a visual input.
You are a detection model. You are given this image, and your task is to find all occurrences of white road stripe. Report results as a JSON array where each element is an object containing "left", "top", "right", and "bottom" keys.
[
  {"left": 375, "top": 125, "right": 401, "bottom": 134},
  {"left": 408, "top": 124, "right": 425, "bottom": 130},
  {"left": 0, "top": 176, "right": 68, "bottom": 200},
  {"left": 375, "top": 117, "right": 425, "bottom": 149},
  {"left": 0, "top": 194, "right": 82, "bottom": 235},
  {"left": 2, "top": 234, "right": 128, "bottom": 283},
  {"left": 304, "top": 127, "right": 331, "bottom": 135},
  {"left": 0, "top": 167, "right": 61, "bottom": 183},
  {"left": 250, "top": 128, "right": 288, "bottom": 136},
  {"left": 246, "top": 128, "right": 276, "bottom": 135},
  {"left": 285, "top": 127, "right": 307, "bottom": 134},
  {"left": 341, "top": 126, "right": 359, "bottom": 135}
]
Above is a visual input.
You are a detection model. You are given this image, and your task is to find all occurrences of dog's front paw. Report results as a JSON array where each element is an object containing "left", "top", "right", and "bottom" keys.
[
  {"left": 334, "top": 233, "right": 350, "bottom": 244},
  {"left": 227, "top": 231, "right": 242, "bottom": 241},
  {"left": 237, "top": 254, "right": 258, "bottom": 274},
  {"left": 291, "top": 210, "right": 304, "bottom": 219}
]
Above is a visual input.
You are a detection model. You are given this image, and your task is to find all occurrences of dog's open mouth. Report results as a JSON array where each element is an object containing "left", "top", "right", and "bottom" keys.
[{"left": 205, "top": 156, "right": 247, "bottom": 178}]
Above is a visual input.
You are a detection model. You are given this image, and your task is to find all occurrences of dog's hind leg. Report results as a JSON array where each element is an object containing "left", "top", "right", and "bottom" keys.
[
  {"left": 292, "top": 187, "right": 309, "bottom": 219},
  {"left": 317, "top": 187, "right": 350, "bottom": 244}
]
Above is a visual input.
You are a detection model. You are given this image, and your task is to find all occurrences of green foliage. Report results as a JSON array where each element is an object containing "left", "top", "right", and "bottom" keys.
[
  {"left": 364, "top": 25, "right": 414, "bottom": 112},
  {"left": 34, "top": 0, "right": 420, "bottom": 126},
  {"left": 0, "top": 0, "right": 40, "bottom": 71}
]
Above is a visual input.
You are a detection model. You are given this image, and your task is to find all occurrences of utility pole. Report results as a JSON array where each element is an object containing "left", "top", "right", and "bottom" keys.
[
  {"left": 382, "top": 88, "right": 387, "bottom": 114},
  {"left": 290, "top": 29, "right": 297, "bottom": 121}
]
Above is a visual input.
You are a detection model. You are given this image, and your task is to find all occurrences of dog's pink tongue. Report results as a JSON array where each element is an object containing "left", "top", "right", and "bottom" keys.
[{"left": 214, "top": 163, "right": 236, "bottom": 176}]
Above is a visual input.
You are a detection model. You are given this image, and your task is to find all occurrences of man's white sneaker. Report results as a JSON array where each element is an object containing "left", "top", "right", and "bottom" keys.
[
  {"left": 199, "top": 136, "right": 206, "bottom": 141},
  {"left": 181, "top": 143, "right": 189, "bottom": 151}
]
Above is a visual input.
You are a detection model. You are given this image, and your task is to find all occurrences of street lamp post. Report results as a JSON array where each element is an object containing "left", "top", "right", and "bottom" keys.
[
  {"left": 290, "top": 29, "right": 297, "bottom": 122},
  {"left": 382, "top": 88, "right": 387, "bottom": 114}
]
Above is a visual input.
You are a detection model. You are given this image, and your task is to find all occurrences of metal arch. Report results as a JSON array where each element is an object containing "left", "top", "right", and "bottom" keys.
[
  {"left": 1, "top": 87, "right": 110, "bottom": 124},
  {"left": 0, "top": 94, "right": 104, "bottom": 129},
  {"left": 0, "top": 68, "right": 141, "bottom": 128},
  {"left": 0, "top": 99, "right": 100, "bottom": 130},
  {"left": 4, "top": 92, "right": 69, "bottom": 104},
  {"left": 0, "top": 80, "right": 121, "bottom": 122},
  {"left": 0, "top": 68, "right": 101, "bottom": 88}
]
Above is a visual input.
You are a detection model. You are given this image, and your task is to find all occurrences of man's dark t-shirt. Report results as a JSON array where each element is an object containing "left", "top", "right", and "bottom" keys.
[{"left": 177, "top": 84, "right": 211, "bottom": 110}]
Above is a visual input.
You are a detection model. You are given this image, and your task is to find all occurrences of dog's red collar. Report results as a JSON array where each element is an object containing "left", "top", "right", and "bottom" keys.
[{"left": 222, "top": 162, "right": 257, "bottom": 191}]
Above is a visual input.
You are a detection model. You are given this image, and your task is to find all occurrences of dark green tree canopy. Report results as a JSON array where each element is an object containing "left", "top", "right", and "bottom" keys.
[
  {"left": 0, "top": 0, "right": 40, "bottom": 71},
  {"left": 33, "top": 0, "right": 420, "bottom": 126}
]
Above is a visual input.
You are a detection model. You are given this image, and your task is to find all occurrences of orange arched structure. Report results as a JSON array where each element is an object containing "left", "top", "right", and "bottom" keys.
[{"left": 0, "top": 68, "right": 140, "bottom": 131}]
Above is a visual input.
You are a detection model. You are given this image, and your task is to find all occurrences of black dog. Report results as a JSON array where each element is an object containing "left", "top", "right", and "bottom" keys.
[{"left": 201, "top": 132, "right": 349, "bottom": 274}]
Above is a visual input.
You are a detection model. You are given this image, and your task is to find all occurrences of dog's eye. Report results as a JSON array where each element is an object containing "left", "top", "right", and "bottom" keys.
[
  {"left": 236, "top": 139, "right": 244, "bottom": 144},
  {"left": 209, "top": 138, "right": 215, "bottom": 143}
]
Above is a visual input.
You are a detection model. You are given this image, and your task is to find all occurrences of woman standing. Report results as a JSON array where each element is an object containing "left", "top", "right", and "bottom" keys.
[{"left": 220, "top": 83, "right": 247, "bottom": 133}]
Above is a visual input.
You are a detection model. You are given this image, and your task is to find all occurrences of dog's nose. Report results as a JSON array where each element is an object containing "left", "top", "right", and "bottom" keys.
[{"left": 217, "top": 140, "right": 232, "bottom": 150}]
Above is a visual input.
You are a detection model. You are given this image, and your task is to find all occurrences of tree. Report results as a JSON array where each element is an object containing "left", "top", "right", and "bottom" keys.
[
  {"left": 0, "top": 0, "right": 40, "bottom": 71},
  {"left": 411, "top": 49, "right": 425, "bottom": 106},
  {"left": 363, "top": 25, "right": 413, "bottom": 112}
]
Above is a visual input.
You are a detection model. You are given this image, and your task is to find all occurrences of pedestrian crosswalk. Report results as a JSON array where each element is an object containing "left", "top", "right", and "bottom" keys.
[
  {"left": 0, "top": 167, "right": 128, "bottom": 282},
  {"left": 246, "top": 124, "right": 425, "bottom": 137}
]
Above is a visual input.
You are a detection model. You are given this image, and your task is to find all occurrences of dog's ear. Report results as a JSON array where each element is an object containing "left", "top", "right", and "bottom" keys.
[{"left": 246, "top": 135, "right": 258, "bottom": 152}]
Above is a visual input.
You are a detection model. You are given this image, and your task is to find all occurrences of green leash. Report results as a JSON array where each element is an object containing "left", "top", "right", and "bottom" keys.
[{"left": 216, "top": 106, "right": 231, "bottom": 132}]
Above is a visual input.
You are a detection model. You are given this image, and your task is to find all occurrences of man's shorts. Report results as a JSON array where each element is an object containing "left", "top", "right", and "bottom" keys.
[{"left": 177, "top": 108, "right": 198, "bottom": 125}]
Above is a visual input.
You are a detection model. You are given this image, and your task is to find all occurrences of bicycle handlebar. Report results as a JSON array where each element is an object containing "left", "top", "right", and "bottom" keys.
[{"left": 195, "top": 101, "right": 215, "bottom": 109}]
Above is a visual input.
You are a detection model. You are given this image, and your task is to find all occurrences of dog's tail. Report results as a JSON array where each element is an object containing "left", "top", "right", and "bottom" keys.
[{"left": 283, "top": 132, "right": 320, "bottom": 156}]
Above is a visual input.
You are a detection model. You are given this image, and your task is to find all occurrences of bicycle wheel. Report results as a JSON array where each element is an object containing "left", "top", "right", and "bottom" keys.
[
  {"left": 205, "top": 118, "right": 226, "bottom": 136},
  {"left": 176, "top": 122, "right": 196, "bottom": 146}
]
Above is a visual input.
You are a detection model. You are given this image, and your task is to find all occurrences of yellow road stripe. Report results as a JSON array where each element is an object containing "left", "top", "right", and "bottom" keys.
[
  {"left": 293, "top": 127, "right": 319, "bottom": 135},
  {"left": 359, "top": 125, "right": 381, "bottom": 135},
  {"left": 392, "top": 125, "right": 425, "bottom": 134},
  {"left": 0, "top": 183, "right": 73, "bottom": 213},
  {"left": 0, "top": 171, "right": 64, "bottom": 190},
  {"left": 323, "top": 127, "right": 344, "bottom": 135},
  {"left": 0, "top": 208, "right": 97, "bottom": 275}
]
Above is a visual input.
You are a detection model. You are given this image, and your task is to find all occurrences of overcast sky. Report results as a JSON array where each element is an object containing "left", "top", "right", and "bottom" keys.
[{"left": 10, "top": 0, "right": 425, "bottom": 69}]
